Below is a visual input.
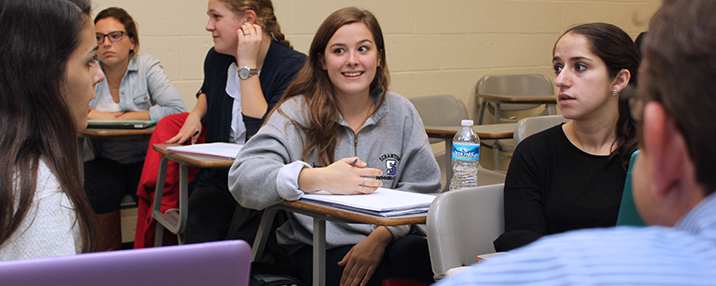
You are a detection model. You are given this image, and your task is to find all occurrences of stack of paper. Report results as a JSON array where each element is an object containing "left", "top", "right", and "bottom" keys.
[
  {"left": 167, "top": 143, "right": 243, "bottom": 159},
  {"left": 301, "top": 188, "right": 437, "bottom": 217}
]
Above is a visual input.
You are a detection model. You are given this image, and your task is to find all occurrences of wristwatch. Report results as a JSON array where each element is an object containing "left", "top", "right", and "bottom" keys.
[{"left": 238, "top": 66, "right": 258, "bottom": 79}]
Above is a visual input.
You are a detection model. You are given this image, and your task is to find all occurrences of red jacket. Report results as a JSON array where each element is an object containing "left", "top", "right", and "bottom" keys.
[{"left": 134, "top": 113, "right": 206, "bottom": 248}]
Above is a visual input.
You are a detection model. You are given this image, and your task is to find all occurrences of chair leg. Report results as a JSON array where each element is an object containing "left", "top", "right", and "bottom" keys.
[
  {"left": 478, "top": 101, "right": 487, "bottom": 125},
  {"left": 492, "top": 140, "right": 501, "bottom": 170}
]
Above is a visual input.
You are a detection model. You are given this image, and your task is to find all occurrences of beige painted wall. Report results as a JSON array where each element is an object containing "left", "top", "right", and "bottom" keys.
[{"left": 90, "top": 0, "right": 660, "bottom": 118}]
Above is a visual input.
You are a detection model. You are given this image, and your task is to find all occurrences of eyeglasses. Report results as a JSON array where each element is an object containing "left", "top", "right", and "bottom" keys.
[
  {"left": 96, "top": 31, "right": 125, "bottom": 43},
  {"left": 621, "top": 85, "right": 644, "bottom": 122}
]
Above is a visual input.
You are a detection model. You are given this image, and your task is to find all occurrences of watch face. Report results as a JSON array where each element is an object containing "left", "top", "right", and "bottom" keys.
[
  {"left": 239, "top": 67, "right": 257, "bottom": 79},
  {"left": 239, "top": 67, "right": 250, "bottom": 79}
]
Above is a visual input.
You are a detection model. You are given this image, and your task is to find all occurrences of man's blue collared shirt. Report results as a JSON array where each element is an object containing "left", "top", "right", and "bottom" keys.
[{"left": 435, "top": 192, "right": 716, "bottom": 285}]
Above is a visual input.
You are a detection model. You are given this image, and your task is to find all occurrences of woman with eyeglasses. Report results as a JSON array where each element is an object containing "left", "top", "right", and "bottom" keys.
[
  {"left": 494, "top": 23, "right": 640, "bottom": 252},
  {"left": 85, "top": 7, "right": 185, "bottom": 251}
]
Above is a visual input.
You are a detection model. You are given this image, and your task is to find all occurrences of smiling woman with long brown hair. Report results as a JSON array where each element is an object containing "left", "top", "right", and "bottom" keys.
[{"left": 230, "top": 7, "right": 440, "bottom": 285}]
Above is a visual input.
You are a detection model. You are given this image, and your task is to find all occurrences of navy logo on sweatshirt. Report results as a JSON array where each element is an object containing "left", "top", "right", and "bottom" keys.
[{"left": 378, "top": 153, "right": 401, "bottom": 176}]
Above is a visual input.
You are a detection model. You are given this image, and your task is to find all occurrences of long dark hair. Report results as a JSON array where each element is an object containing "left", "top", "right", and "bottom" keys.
[
  {"left": 0, "top": 0, "right": 96, "bottom": 252},
  {"left": 556, "top": 23, "right": 640, "bottom": 170},
  {"left": 271, "top": 7, "right": 389, "bottom": 167},
  {"left": 94, "top": 7, "right": 140, "bottom": 59}
]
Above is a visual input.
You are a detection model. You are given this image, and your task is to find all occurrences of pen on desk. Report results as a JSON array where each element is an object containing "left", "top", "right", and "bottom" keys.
[{"left": 350, "top": 158, "right": 358, "bottom": 167}]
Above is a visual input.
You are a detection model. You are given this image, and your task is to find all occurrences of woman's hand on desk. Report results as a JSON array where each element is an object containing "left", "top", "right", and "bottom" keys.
[
  {"left": 298, "top": 157, "right": 383, "bottom": 195},
  {"left": 166, "top": 112, "right": 202, "bottom": 144},
  {"left": 88, "top": 109, "right": 124, "bottom": 120},
  {"left": 338, "top": 226, "right": 392, "bottom": 286},
  {"left": 114, "top": 110, "right": 150, "bottom": 120}
]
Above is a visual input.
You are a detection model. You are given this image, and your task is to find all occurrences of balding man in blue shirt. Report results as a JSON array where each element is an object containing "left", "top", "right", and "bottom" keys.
[{"left": 435, "top": 0, "right": 716, "bottom": 284}]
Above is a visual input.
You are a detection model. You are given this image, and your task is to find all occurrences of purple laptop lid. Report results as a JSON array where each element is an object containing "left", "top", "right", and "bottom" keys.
[{"left": 0, "top": 240, "right": 251, "bottom": 286}]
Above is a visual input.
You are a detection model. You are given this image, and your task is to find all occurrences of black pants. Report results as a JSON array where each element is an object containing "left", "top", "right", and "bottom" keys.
[
  {"left": 184, "top": 185, "right": 264, "bottom": 245},
  {"left": 293, "top": 234, "right": 434, "bottom": 285},
  {"left": 84, "top": 158, "right": 142, "bottom": 214}
]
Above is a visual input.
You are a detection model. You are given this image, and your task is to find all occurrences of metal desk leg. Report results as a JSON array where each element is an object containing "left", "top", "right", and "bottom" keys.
[
  {"left": 477, "top": 100, "right": 488, "bottom": 125},
  {"left": 152, "top": 159, "right": 188, "bottom": 245},
  {"left": 152, "top": 156, "right": 169, "bottom": 247},
  {"left": 176, "top": 163, "right": 189, "bottom": 244},
  {"left": 313, "top": 218, "right": 326, "bottom": 286},
  {"left": 443, "top": 140, "right": 453, "bottom": 192},
  {"left": 251, "top": 207, "right": 279, "bottom": 262}
]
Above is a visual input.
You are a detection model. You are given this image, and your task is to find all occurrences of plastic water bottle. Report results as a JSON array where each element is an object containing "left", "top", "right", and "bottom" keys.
[{"left": 449, "top": 119, "right": 480, "bottom": 191}]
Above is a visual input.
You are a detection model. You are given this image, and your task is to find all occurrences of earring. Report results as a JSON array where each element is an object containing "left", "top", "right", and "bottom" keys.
[{"left": 612, "top": 89, "right": 618, "bottom": 96}]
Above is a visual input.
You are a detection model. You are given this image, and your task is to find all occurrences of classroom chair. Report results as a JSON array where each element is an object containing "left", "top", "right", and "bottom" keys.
[
  {"left": 410, "top": 94, "right": 505, "bottom": 189},
  {"left": 617, "top": 150, "right": 646, "bottom": 226},
  {"left": 513, "top": 115, "right": 570, "bottom": 146},
  {"left": 0, "top": 240, "right": 251, "bottom": 286},
  {"left": 475, "top": 74, "right": 555, "bottom": 170},
  {"left": 426, "top": 184, "right": 505, "bottom": 280}
]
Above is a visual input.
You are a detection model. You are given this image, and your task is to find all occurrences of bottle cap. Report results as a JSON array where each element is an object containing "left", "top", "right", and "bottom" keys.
[{"left": 461, "top": 119, "right": 474, "bottom": 126}]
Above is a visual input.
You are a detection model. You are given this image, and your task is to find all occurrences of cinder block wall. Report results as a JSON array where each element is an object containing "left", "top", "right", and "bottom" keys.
[{"left": 90, "top": 0, "right": 660, "bottom": 118}]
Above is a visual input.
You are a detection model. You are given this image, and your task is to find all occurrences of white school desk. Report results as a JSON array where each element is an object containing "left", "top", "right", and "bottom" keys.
[
  {"left": 150, "top": 143, "right": 234, "bottom": 245},
  {"left": 151, "top": 143, "right": 427, "bottom": 286},
  {"left": 77, "top": 127, "right": 156, "bottom": 175},
  {"left": 78, "top": 127, "right": 156, "bottom": 243},
  {"left": 251, "top": 199, "right": 427, "bottom": 286}
]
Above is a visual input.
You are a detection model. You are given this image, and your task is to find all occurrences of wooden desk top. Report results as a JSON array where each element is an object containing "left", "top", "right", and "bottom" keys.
[
  {"left": 153, "top": 143, "right": 235, "bottom": 168},
  {"left": 476, "top": 93, "right": 556, "bottom": 103},
  {"left": 280, "top": 200, "right": 427, "bottom": 226},
  {"left": 79, "top": 126, "right": 155, "bottom": 137},
  {"left": 424, "top": 123, "right": 515, "bottom": 139}
]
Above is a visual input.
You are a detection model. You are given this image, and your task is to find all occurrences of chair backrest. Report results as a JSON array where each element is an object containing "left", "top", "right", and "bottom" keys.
[
  {"left": 0, "top": 240, "right": 251, "bottom": 286},
  {"left": 513, "top": 115, "right": 570, "bottom": 146},
  {"left": 476, "top": 74, "right": 554, "bottom": 116},
  {"left": 617, "top": 150, "right": 646, "bottom": 226},
  {"left": 476, "top": 74, "right": 553, "bottom": 97},
  {"left": 427, "top": 184, "right": 504, "bottom": 280},
  {"left": 409, "top": 94, "right": 469, "bottom": 127}
]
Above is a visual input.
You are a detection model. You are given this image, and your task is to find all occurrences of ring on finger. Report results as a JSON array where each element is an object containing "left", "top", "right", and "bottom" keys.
[
  {"left": 361, "top": 177, "right": 366, "bottom": 187},
  {"left": 244, "top": 32, "right": 250, "bottom": 35}
]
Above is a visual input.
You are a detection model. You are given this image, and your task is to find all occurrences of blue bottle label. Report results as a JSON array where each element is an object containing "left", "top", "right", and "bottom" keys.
[{"left": 452, "top": 143, "right": 480, "bottom": 161}]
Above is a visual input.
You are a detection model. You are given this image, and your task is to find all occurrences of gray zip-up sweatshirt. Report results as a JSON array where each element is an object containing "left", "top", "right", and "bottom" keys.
[{"left": 228, "top": 91, "right": 441, "bottom": 250}]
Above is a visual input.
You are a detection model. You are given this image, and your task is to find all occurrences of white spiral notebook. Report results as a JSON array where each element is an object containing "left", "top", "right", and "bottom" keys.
[
  {"left": 301, "top": 188, "right": 437, "bottom": 217},
  {"left": 166, "top": 143, "right": 244, "bottom": 159}
]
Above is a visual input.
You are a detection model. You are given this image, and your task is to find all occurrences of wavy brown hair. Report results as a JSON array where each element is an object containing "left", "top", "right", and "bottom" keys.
[
  {"left": 555, "top": 23, "right": 640, "bottom": 170},
  {"left": 270, "top": 7, "right": 389, "bottom": 167},
  {"left": 94, "top": 7, "right": 140, "bottom": 60},
  {"left": 0, "top": 0, "right": 96, "bottom": 253},
  {"left": 222, "top": 0, "right": 292, "bottom": 48}
]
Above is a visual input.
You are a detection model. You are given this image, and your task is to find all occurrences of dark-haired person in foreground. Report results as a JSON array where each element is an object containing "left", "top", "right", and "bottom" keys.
[
  {"left": 0, "top": 0, "right": 103, "bottom": 260},
  {"left": 436, "top": 0, "right": 716, "bottom": 284}
]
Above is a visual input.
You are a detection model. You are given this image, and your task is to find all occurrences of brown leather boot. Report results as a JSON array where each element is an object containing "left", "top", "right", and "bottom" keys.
[{"left": 94, "top": 211, "right": 122, "bottom": 251}]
